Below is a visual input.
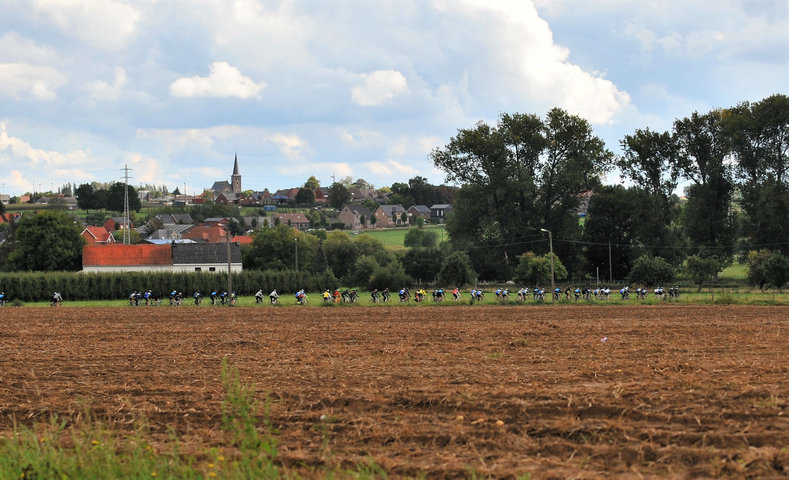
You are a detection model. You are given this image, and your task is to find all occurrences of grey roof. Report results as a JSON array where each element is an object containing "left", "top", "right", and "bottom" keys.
[
  {"left": 233, "top": 154, "right": 240, "bottom": 175},
  {"left": 377, "top": 204, "right": 406, "bottom": 216},
  {"left": 172, "top": 243, "right": 242, "bottom": 265},
  {"left": 147, "top": 225, "right": 193, "bottom": 240},
  {"left": 409, "top": 204, "right": 431, "bottom": 214},
  {"left": 346, "top": 204, "right": 372, "bottom": 216},
  {"left": 170, "top": 213, "right": 194, "bottom": 224},
  {"left": 430, "top": 204, "right": 452, "bottom": 209}
]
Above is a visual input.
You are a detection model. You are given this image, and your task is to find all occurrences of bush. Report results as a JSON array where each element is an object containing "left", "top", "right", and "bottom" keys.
[
  {"left": 439, "top": 251, "right": 476, "bottom": 287},
  {"left": 628, "top": 255, "right": 676, "bottom": 286}
]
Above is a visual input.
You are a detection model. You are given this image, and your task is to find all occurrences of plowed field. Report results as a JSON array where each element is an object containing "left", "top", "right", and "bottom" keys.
[{"left": 1, "top": 305, "right": 788, "bottom": 478}]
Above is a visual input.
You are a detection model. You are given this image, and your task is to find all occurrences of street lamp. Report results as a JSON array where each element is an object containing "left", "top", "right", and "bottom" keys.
[{"left": 540, "top": 228, "right": 555, "bottom": 303}]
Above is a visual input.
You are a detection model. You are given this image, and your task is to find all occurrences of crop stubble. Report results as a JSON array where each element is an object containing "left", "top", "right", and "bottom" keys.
[{"left": 1, "top": 305, "right": 787, "bottom": 478}]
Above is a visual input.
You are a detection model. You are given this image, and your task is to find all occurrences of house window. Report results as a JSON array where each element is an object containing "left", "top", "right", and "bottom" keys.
[
  {"left": 209, "top": 267, "right": 216, "bottom": 272},
  {"left": 194, "top": 267, "right": 202, "bottom": 272}
]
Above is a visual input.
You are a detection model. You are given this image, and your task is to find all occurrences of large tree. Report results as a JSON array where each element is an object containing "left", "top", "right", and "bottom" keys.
[
  {"left": 726, "top": 94, "right": 789, "bottom": 254},
  {"left": 431, "top": 109, "right": 613, "bottom": 280},
  {"left": 242, "top": 224, "right": 318, "bottom": 272},
  {"left": 327, "top": 182, "right": 352, "bottom": 210},
  {"left": 7, "top": 211, "right": 85, "bottom": 271},
  {"left": 617, "top": 128, "right": 685, "bottom": 263},
  {"left": 674, "top": 110, "right": 736, "bottom": 261}
]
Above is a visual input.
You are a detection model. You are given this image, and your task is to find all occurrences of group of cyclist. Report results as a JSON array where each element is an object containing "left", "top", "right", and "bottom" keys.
[{"left": 127, "top": 289, "right": 241, "bottom": 306}]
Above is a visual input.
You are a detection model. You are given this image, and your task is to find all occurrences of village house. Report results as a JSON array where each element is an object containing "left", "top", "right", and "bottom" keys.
[
  {"left": 373, "top": 204, "right": 407, "bottom": 228},
  {"left": 81, "top": 225, "right": 115, "bottom": 245},
  {"left": 430, "top": 204, "right": 453, "bottom": 224},
  {"left": 338, "top": 204, "right": 372, "bottom": 230},
  {"left": 406, "top": 205, "right": 431, "bottom": 224},
  {"left": 270, "top": 212, "right": 310, "bottom": 231}
]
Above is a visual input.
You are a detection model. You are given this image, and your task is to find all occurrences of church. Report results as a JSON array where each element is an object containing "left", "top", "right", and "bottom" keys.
[{"left": 210, "top": 154, "right": 242, "bottom": 200}]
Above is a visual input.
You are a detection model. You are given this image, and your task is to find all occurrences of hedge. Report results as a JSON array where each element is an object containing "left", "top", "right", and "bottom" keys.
[{"left": 0, "top": 270, "right": 339, "bottom": 302}]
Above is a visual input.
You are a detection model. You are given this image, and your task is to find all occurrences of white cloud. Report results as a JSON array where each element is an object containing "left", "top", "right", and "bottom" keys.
[
  {"left": 30, "top": 0, "right": 141, "bottom": 51},
  {"left": 267, "top": 133, "right": 307, "bottom": 158},
  {"left": 0, "top": 122, "right": 95, "bottom": 186},
  {"left": 87, "top": 67, "right": 127, "bottom": 101},
  {"left": 0, "top": 63, "right": 66, "bottom": 100},
  {"left": 362, "top": 159, "right": 419, "bottom": 177},
  {"left": 351, "top": 69, "right": 409, "bottom": 106},
  {"left": 436, "top": 0, "right": 631, "bottom": 124},
  {"left": 170, "top": 62, "right": 266, "bottom": 99}
]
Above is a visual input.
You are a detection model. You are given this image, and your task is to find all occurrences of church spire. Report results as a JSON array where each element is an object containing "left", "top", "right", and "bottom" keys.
[{"left": 231, "top": 153, "right": 241, "bottom": 194}]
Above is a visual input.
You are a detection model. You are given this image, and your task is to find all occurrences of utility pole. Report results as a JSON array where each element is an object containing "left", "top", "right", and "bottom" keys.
[{"left": 122, "top": 164, "right": 132, "bottom": 245}]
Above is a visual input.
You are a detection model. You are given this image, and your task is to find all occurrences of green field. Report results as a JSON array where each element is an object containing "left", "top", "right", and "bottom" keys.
[{"left": 359, "top": 225, "right": 447, "bottom": 252}]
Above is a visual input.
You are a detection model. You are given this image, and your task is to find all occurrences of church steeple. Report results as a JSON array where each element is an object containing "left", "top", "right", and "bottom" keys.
[{"left": 231, "top": 153, "right": 241, "bottom": 194}]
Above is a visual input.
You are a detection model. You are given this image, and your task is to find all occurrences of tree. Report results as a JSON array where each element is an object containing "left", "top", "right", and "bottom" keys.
[
  {"left": 304, "top": 175, "right": 320, "bottom": 190},
  {"left": 328, "top": 182, "right": 352, "bottom": 210},
  {"left": 627, "top": 255, "right": 676, "bottom": 286},
  {"left": 763, "top": 252, "right": 789, "bottom": 291},
  {"left": 105, "top": 183, "right": 142, "bottom": 212},
  {"left": 618, "top": 128, "right": 685, "bottom": 263},
  {"left": 295, "top": 188, "right": 315, "bottom": 205},
  {"left": 404, "top": 228, "right": 438, "bottom": 248},
  {"left": 726, "top": 94, "right": 789, "bottom": 254},
  {"left": 744, "top": 249, "right": 772, "bottom": 289},
  {"left": 439, "top": 251, "right": 477, "bottom": 287},
  {"left": 242, "top": 225, "right": 318, "bottom": 271},
  {"left": 685, "top": 255, "right": 722, "bottom": 292},
  {"left": 172, "top": 187, "right": 181, "bottom": 196},
  {"left": 432, "top": 109, "right": 613, "bottom": 280},
  {"left": 674, "top": 110, "right": 736, "bottom": 261},
  {"left": 512, "top": 251, "right": 568, "bottom": 286},
  {"left": 401, "top": 247, "right": 443, "bottom": 283},
  {"left": 7, "top": 211, "right": 85, "bottom": 271},
  {"left": 323, "top": 231, "right": 360, "bottom": 279},
  {"left": 75, "top": 183, "right": 99, "bottom": 212}
]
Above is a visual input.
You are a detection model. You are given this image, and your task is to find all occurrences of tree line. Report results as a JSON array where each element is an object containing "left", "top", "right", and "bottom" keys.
[{"left": 430, "top": 94, "right": 789, "bottom": 289}]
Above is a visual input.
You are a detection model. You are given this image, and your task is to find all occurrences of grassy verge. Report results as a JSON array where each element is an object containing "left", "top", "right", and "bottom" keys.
[{"left": 11, "top": 287, "right": 789, "bottom": 308}]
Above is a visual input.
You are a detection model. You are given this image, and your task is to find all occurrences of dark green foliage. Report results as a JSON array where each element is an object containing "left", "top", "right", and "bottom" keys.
[
  {"left": 763, "top": 252, "right": 789, "bottom": 290},
  {"left": 404, "top": 228, "right": 438, "bottom": 248},
  {"left": 367, "top": 261, "right": 410, "bottom": 291},
  {"left": 685, "top": 255, "right": 722, "bottom": 291},
  {"left": 627, "top": 255, "right": 676, "bottom": 286},
  {"left": 744, "top": 249, "right": 773, "bottom": 289},
  {"left": 328, "top": 182, "right": 352, "bottom": 210},
  {"left": 0, "top": 270, "right": 338, "bottom": 302},
  {"left": 295, "top": 188, "right": 315, "bottom": 205},
  {"left": 7, "top": 211, "right": 85, "bottom": 271},
  {"left": 512, "top": 251, "right": 568, "bottom": 286},
  {"left": 401, "top": 247, "right": 443, "bottom": 283},
  {"left": 432, "top": 109, "right": 613, "bottom": 280},
  {"left": 438, "top": 251, "right": 476, "bottom": 287}
]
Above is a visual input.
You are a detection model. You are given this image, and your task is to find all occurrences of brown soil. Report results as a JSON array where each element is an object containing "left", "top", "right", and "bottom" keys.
[{"left": 1, "top": 305, "right": 788, "bottom": 478}]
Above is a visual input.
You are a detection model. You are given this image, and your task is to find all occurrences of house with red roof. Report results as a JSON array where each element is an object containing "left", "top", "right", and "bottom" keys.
[{"left": 81, "top": 226, "right": 115, "bottom": 245}]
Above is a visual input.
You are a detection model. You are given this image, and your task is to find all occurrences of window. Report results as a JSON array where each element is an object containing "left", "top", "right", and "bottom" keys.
[
  {"left": 209, "top": 267, "right": 216, "bottom": 272},
  {"left": 194, "top": 267, "right": 202, "bottom": 272}
]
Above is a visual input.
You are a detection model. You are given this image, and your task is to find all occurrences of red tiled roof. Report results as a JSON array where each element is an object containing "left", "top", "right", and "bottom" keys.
[
  {"left": 232, "top": 235, "right": 254, "bottom": 245},
  {"left": 182, "top": 225, "right": 227, "bottom": 243},
  {"left": 82, "top": 244, "right": 172, "bottom": 266},
  {"left": 82, "top": 226, "right": 113, "bottom": 244}
]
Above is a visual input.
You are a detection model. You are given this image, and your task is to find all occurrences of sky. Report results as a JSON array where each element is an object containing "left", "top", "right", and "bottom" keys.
[{"left": 0, "top": 0, "right": 787, "bottom": 198}]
